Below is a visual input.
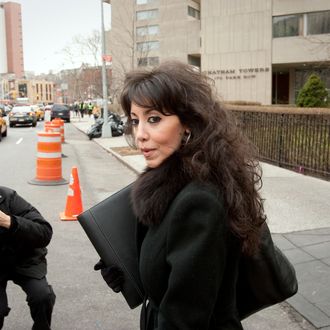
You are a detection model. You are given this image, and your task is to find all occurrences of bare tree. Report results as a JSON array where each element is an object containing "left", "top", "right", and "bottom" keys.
[
  {"left": 304, "top": 35, "right": 330, "bottom": 64},
  {"left": 72, "top": 30, "right": 102, "bottom": 67},
  {"left": 59, "top": 30, "right": 113, "bottom": 102}
]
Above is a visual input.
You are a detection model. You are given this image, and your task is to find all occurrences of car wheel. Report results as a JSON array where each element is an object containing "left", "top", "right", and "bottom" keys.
[
  {"left": 32, "top": 122, "right": 37, "bottom": 127},
  {"left": 67, "top": 119, "right": 70, "bottom": 123},
  {"left": 9, "top": 123, "right": 14, "bottom": 127}
]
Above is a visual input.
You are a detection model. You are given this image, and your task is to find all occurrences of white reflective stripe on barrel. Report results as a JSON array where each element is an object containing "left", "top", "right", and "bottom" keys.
[
  {"left": 37, "top": 152, "right": 62, "bottom": 158},
  {"left": 38, "top": 136, "right": 61, "bottom": 143}
]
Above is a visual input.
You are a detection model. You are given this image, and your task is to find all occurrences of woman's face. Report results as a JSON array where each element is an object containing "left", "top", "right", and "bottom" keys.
[{"left": 130, "top": 102, "right": 186, "bottom": 168}]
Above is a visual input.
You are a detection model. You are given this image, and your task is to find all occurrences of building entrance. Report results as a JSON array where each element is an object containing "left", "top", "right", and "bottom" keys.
[{"left": 272, "top": 71, "right": 289, "bottom": 104}]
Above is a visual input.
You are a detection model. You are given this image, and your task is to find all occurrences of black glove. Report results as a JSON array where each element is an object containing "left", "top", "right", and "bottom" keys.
[{"left": 94, "top": 260, "right": 124, "bottom": 293}]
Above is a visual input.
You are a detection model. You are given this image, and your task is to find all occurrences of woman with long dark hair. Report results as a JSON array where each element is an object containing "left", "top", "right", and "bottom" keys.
[{"left": 97, "top": 60, "right": 266, "bottom": 329}]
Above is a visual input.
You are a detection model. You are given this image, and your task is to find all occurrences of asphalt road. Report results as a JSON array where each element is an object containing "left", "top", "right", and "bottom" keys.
[{"left": 1, "top": 122, "right": 140, "bottom": 329}]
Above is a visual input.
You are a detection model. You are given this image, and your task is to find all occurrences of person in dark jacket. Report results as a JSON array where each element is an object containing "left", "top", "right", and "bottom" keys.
[
  {"left": 0, "top": 186, "right": 56, "bottom": 330},
  {"left": 95, "top": 61, "right": 266, "bottom": 329}
]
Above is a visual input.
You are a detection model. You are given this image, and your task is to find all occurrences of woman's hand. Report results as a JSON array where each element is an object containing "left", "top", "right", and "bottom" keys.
[
  {"left": 0, "top": 210, "right": 11, "bottom": 229},
  {"left": 94, "top": 260, "right": 124, "bottom": 293}
]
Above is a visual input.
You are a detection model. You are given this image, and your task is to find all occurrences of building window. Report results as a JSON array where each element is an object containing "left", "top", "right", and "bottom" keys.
[
  {"left": 188, "top": 54, "right": 201, "bottom": 68},
  {"left": 273, "top": 14, "right": 302, "bottom": 38},
  {"left": 49, "top": 85, "right": 53, "bottom": 101},
  {"left": 137, "top": 56, "right": 159, "bottom": 67},
  {"left": 136, "top": 25, "right": 159, "bottom": 37},
  {"left": 136, "top": 41, "right": 159, "bottom": 52},
  {"left": 136, "top": 9, "right": 158, "bottom": 21},
  {"left": 18, "top": 83, "right": 27, "bottom": 97},
  {"left": 136, "top": 0, "right": 156, "bottom": 4},
  {"left": 307, "top": 11, "right": 330, "bottom": 35},
  {"left": 188, "top": 6, "right": 200, "bottom": 20}
]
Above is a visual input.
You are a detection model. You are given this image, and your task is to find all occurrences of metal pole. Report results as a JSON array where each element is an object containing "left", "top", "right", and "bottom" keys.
[{"left": 101, "top": 0, "right": 112, "bottom": 137}]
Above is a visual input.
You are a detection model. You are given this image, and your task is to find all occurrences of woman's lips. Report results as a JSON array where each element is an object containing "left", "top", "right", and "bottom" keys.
[{"left": 141, "top": 148, "right": 155, "bottom": 158}]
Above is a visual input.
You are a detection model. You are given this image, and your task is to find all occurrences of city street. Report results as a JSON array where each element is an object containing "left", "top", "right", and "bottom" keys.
[
  {"left": 0, "top": 120, "right": 321, "bottom": 329},
  {"left": 0, "top": 122, "right": 140, "bottom": 329}
]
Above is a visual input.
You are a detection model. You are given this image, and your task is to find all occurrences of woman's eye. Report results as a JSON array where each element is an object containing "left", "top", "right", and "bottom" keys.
[
  {"left": 148, "top": 116, "right": 161, "bottom": 124},
  {"left": 131, "top": 118, "right": 139, "bottom": 126}
]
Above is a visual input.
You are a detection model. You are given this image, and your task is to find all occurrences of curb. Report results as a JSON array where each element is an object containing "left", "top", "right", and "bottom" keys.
[
  {"left": 72, "top": 123, "right": 141, "bottom": 175},
  {"left": 96, "top": 142, "right": 141, "bottom": 175}
]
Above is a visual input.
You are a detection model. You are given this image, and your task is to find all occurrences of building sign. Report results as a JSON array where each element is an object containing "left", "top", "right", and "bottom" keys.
[
  {"left": 204, "top": 67, "right": 270, "bottom": 80},
  {"left": 102, "top": 54, "right": 112, "bottom": 63}
]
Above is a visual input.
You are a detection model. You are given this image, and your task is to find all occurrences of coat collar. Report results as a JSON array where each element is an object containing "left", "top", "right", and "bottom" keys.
[{"left": 131, "top": 152, "right": 192, "bottom": 226}]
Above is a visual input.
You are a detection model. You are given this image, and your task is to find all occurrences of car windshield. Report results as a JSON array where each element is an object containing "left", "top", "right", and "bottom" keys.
[
  {"left": 12, "top": 106, "right": 33, "bottom": 113},
  {"left": 52, "top": 105, "right": 68, "bottom": 111}
]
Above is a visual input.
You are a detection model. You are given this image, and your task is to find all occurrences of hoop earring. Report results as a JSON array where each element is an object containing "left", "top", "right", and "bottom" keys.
[{"left": 183, "top": 131, "right": 191, "bottom": 146}]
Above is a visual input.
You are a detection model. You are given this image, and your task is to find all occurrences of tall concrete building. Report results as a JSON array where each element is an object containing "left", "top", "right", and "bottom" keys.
[
  {"left": 107, "top": 0, "right": 330, "bottom": 105},
  {"left": 0, "top": 1, "right": 24, "bottom": 78}
]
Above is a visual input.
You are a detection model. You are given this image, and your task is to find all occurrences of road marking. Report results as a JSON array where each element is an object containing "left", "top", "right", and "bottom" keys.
[{"left": 16, "top": 138, "right": 23, "bottom": 145}]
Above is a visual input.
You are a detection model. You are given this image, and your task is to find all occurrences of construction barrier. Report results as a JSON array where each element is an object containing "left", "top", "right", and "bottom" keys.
[
  {"left": 44, "top": 109, "right": 51, "bottom": 122},
  {"left": 60, "top": 166, "right": 83, "bottom": 221},
  {"left": 52, "top": 118, "right": 65, "bottom": 143},
  {"left": 29, "top": 132, "right": 68, "bottom": 186},
  {"left": 46, "top": 122, "right": 61, "bottom": 136},
  {"left": 45, "top": 121, "right": 67, "bottom": 157},
  {"left": 44, "top": 121, "right": 52, "bottom": 132}
]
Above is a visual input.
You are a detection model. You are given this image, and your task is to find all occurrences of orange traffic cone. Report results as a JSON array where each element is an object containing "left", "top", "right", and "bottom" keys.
[{"left": 60, "top": 167, "right": 83, "bottom": 221}]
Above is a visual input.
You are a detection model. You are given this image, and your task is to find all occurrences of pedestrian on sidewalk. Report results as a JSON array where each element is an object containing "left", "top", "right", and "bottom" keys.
[
  {"left": 95, "top": 61, "right": 266, "bottom": 329},
  {"left": 0, "top": 186, "right": 56, "bottom": 330},
  {"left": 87, "top": 102, "right": 94, "bottom": 117},
  {"left": 79, "top": 101, "right": 85, "bottom": 118},
  {"left": 74, "top": 102, "right": 79, "bottom": 117}
]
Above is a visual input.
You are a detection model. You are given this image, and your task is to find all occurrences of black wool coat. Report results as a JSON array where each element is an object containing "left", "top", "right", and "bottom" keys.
[
  {"left": 0, "top": 186, "right": 53, "bottom": 280},
  {"left": 133, "top": 164, "right": 243, "bottom": 330}
]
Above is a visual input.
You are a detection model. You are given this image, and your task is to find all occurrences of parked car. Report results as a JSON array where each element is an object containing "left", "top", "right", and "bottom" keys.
[
  {"left": 9, "top": 105, "right": 37, "bottom": 127},
  {"left": 0, "top": 111, "right": 7, "bottom": 142},
  {"left": 31, "top": 104, "right": 45, "bottom": 121},
  {"left": 50, "top": 104, "right": 70, "bottom": 122},
  {"left": 0, "top": 103, "right": 11, "bottom": 116}
]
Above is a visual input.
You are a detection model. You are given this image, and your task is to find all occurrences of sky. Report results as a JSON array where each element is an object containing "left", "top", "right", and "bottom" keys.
[{"left": 16, "top": 0, "right": 111, "bottom": 74}]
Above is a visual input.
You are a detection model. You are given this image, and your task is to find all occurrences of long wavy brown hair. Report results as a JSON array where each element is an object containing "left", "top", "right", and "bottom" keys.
[{"left": 120, "top": 61, "right": 266, "bottom": 255}]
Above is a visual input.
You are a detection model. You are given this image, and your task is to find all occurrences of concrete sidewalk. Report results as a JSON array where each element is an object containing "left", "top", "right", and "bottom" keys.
[{"left": 71, "top": 116, "right": 330, "bottom": 329}]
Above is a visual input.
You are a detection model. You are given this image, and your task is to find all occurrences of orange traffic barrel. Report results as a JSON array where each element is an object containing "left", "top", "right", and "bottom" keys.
[
  {"left": 52, "top": 118, "right": 65, "bottom": 143},
  {"left": 29, "top": 132, "right": 68, "bottom": 186},
  {"left": 46, "top": 122, "right": 61, "bottom": 135},
  {"left": 45, "top": 121, "right": 67, "bottom": 157},
  {"left": 44, "top": 121, "right": 52, "bottom": 132}
]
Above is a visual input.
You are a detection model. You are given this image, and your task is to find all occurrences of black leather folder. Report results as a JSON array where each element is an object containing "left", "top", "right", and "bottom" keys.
[{"left": 77, "top": 184, "right": 144, "bottom": 309}]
